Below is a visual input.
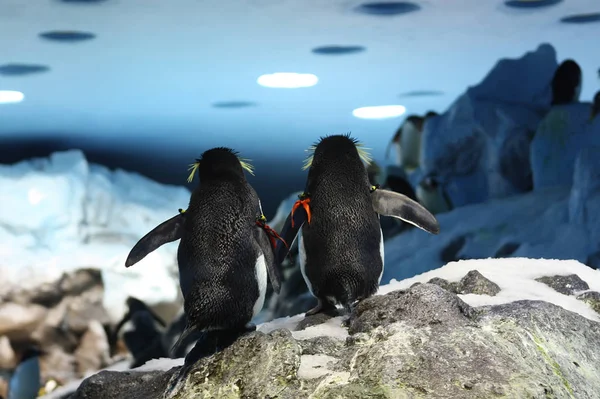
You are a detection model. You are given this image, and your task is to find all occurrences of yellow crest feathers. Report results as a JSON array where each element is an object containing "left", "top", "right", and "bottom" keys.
[
  {"left": 187, "top": 161, "right": 200, "bottom": 183},
  {"left": 238, "top": 157, "right": 255, "bottom": 176},
  {"left": 186, "top": 155, "right": 255, "bottom": 183},
  {"left": 301, "top": 138, "right": 372, "bottom": 170}
]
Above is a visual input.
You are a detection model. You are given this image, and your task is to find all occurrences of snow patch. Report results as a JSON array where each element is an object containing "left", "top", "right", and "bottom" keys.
[
  {"left": 0, "top": 150, "right": 190, "bottom": 323},
  {"left": 298, "top": 355, "right": 337, "bottom": 380},
  {"left": 380, "top": 258, "right": 600, "bottom": 322}
]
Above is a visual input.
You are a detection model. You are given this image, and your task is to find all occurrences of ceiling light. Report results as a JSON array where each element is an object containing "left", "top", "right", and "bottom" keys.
[
  {"left": 0, "top": 90, "right": 24, "bottom": 104},
  {"left": 352, "top": 105, "right": 406, "bottom": 119},
  {"left": 257, "top": 73, "right": 318, "bottom": 89}
]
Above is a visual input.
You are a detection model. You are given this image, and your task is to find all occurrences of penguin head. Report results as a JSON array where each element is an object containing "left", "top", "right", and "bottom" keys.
[
  {"left": 303, "top": 134, "right": 372, "bottom": 173},
  {"left": 551, "top": 59, "right": 582, "bottom": 105},
  {"left": 187, "top": 147, "right": 254, "bottom": 183}
]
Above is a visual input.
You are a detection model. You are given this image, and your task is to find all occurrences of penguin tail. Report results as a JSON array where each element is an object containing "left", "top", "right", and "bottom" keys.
[{"left": 169, "top": 324, "right": 198, "bottom": 358}]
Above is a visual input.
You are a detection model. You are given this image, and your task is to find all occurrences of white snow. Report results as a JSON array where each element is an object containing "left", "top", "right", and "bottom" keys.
[
  {"left": 380, "top": 258, "right": 600, "bottom": 323},
  {"left": 297, "top": 355, "right": 337, "bottom": 380},
  {"left": 134, "top": 357, "right": 185, "bottom": 372},
  {"left": 381, "top": 184, "right": 600, "bottom": 284},
  {"left": 0, "top": 150, "right": 190, "bottom": 322}
]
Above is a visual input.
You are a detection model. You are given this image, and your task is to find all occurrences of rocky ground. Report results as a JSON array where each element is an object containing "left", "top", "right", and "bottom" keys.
[
  {"left": 64, "top": 269, "right": 600, "bottom": 399},
  {"left": 0, "top": 269, "right": 133, "bottom": 397}
]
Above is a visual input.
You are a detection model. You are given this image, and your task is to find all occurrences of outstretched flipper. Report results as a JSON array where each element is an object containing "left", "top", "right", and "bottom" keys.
[
  {"left": 371, "top": 186, "right": 440, "bottom": 235},
  {"left": 274, "top": 193, "right": 311, "bottom": 265},
  {"left": 253, "top": 219, "right": 284, "bottom": 294},
  {"left": 125, "top": 211, "right": 186, "bottom": 268}
]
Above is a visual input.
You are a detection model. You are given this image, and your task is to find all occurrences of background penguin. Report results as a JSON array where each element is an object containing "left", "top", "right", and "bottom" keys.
[
  {"left": 124, "top": 147, "right": 283, "bottom": 397},
  {"left": 7, "top": 347, "right": 42, "bottom": 399},
  {"left": 111, "top": 297, "right": 168, "bottom": 368},
  {"left": 275, "top": 134, "right": 440, "bottom": 316},
  {"left": 551, "top": 59, "right": 582, "bottom": 106},
  {"left": 592, "top": 91, "right": 600, "bottom": 120}
]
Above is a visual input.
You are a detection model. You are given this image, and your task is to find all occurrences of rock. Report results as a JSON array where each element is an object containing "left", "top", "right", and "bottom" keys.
[
  {"left": 74, "top": 321, "right": 111, "bottom": 377},
  {"left": 0, "top": 335, "right": 16, "bottom": 369},
  {"left": 427, "top": 277, "right": 458, "bottom": 293},
  {"left": 577, "top": 292, "right": 600, "bottom": 314},
  {"left": 348, "top": 284, "right": 476, "bottom": 334},
  {"left": 298, "top": 336, "right": 343, "bottom": 357},
  {"left": 64, "top": 293, "right": 110, "bottom": 335},
  {"left": 68, "top": 283, "right": 600, "bottom": 399},
  {"left": 535, "top": 274, "right": 590, "bottom": 295},
  {"left": 0, "top": 302, "right": 46, "bottom": 340},
  {"left": 457, "top": 270, "right": 501, "bottom": 296},
  {"left": 58, "top": 269, "right": 103, "bottom": 297},
  {"left": 39, "top": 346, "right": 78, "bottom": 384}
]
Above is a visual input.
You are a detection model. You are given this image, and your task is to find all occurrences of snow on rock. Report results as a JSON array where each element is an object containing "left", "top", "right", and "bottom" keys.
[
  {"left": 380, "top": 258, "right": 600, "bottom": 323},
  {"left": 530, "top": 102, "right": 595, "bottom": 191},
  {"left": 41, "top": 257, "right": 600, "bottom": 398},
  {"left": 0, "top": 150, "right": 191, "bottom": 323},
  {"left": 420, "top": 43, "right": 557, "bottom": 207},
  {"left": 381, "top": 184, "right": 600, "bottom": 284}
]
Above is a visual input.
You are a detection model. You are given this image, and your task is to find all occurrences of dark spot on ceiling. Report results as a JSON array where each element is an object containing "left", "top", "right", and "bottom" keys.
[
  {"left": 504, "top": 0, "right": 562, "bottom": 9},
  {"left": 59, "top": 0, "right": 108, "bottom": 3},
  {"left": 560, "top": 12, "right": 600, "bottom": 24},
  {"left": 39, "top": 31, "right": 96, "bottom": 42},
  {"left": 0, "top": 63, "right": 50, "bottom": 76},
  {"left": 355, "top": 1, "right": 421, "bottom": 16},
  {"left": 311, "top": 45, "right": 366, "bottom": 55},
  {"left": 399, "top": 90, "right": 444, "bottom": 97},
  {"left": 211, "top": 101, "right": 257, "bottom": 109}
]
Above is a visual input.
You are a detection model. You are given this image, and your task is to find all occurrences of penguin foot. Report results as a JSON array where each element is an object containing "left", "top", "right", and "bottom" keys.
[
  {"left": 244, "top": 323, "right": 257, "bottom": 333},
  {"left": 305, "top": 298, "right": 337, "bottom": 317}
]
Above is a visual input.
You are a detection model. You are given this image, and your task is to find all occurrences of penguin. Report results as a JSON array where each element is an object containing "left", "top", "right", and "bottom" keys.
[
  {"left": 7, "top": 347, "right": 42, "bottom": 399},
  {"left": 124, "top": 147, "right": 283, "bottom": 351},
  {"left": 551, "top": 59, "right": 582, "bottom": 106},
  {"left": 111, "top": 297, "right": 168, "bottom": 367},
  {"left": 275, "top": 134, "right": 440, "bottom": 316},
  {"left": 591, "top": 91, "right": 600, "bottom": 121}
]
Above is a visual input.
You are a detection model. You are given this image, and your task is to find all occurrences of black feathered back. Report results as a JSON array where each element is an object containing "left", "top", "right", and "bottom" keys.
[{"left": 302, "top": 134, "right": 382, "bottom": 306}]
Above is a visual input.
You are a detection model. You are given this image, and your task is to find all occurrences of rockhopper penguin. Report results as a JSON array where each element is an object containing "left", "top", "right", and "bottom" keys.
[
  {"left": 124, "top": 148, "right": 284, "bottom": 396},
  {"left": 275, "top": 134, "right": 440, "bottom": 316}
]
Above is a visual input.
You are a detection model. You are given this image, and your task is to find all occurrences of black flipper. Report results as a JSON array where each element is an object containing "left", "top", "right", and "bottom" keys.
[
  {"left": 252, "top": 225, "right": 283, "bottom": 294},
  {"left": 274, "top": 203, "right": 309, "bottom": 265},
  {"left": 371, "top": 188, "right": 440, "bottom": 234},
  {"left": 125, "top": 213, "right": 186, "bottom": 268}
]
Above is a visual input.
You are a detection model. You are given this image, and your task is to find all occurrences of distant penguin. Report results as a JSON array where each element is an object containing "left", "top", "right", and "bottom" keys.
[
  {"left": 7, "top": 347, "right": 42, "bottom": 399},
  {"left": 551, "top": 59, "right": 582, "bottom": 106},
  {"left": 385, "top": 115, "right": 424, "bottom": 168},
  {"left": 124, "top": 147, "right": 283, "bottom": 349},
  {"left": 112, "top": 297, "right": 168, "bottom": 368},
  {"left": 592, "top": 91, "right": 600, "bottom": 120},
  {"left": 275, "top": 134, "right": 440, "bottom": 316},
  {"left": 415, "top": 174, "right": 453, "bottom": 215}
]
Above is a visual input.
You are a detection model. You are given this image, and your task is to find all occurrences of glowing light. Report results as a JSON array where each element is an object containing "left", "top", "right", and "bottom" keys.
[
  {"left": 27, "top": 188, "right": 45, "bottom": 205},
  {"left": 0, "top": 90, "right": 24, "bottom": 104},
  {"left": 257, "top": 73, "right": 318, "bottom": 88},
  {"left": 352, "top": 105, "right": 407, "bottom": 119}
]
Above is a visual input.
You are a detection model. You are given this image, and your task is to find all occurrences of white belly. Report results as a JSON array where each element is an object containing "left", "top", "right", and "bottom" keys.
[
  {"left": 252, "top": 254, "right": 268, "bottom": 318},
  {"left": 298, "top": 228, "right": 314, "bottom": 295}
]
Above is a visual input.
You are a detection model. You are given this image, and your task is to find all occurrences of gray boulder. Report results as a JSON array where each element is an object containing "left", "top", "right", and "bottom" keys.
[{"left": 69, "top": 283, "right": 600, "bottom": 399}]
